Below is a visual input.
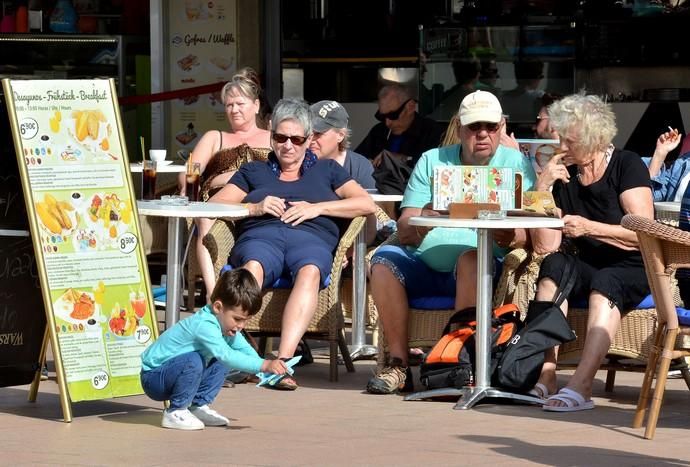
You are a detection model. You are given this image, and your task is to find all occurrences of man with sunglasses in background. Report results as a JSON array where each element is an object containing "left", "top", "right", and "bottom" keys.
[
  {"left": 356, "top": 83, "right": 444, "bottom": 194},
  {"left": 367, "top": 90, "right": 536, "bottom": 394}
]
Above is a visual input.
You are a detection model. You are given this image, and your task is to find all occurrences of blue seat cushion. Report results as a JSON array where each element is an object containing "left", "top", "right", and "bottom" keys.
[
  {"left": 152, "top": 286, "right": 167, "bottom": 299},
  {"left": 409, "top": 296, "right": 455, "bottom": 310},
  {"left": 220, "top": 265, "right": 331, "bottom": 289}
]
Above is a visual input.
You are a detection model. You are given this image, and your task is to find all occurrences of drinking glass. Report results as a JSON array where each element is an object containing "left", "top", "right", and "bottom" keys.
[
  {"left": 185, "top": 162, "right": 201, "bottom": 202},
  {"left": 142, "top": 160, "right": 157, "bottom": 200}
]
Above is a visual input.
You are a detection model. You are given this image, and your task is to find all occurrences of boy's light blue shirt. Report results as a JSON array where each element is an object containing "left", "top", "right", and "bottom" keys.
[
  {"left": 401, "top": 144, "right": 536, "bottom": 272},
  {"left": 642, "top": 153, "right": 690, "bottom": 202},
  {"left": 141, "top": 305, "right": 263, "bottom": 374}
]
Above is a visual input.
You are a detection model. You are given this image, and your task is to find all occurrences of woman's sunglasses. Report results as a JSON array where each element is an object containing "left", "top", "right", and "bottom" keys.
[
  {"left": 374, "top": 98, "right": 414, "bottom": 122},
  {"left": 465, "top": 122, "right": 501, "bottom": 133},
  {"left": 272, "top": 132, "right": 308, "bottom": 145}
]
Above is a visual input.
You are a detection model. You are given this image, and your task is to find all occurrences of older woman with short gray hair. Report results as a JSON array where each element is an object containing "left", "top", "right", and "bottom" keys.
[
  {"left": 211, "top": 98, "right": 376, "bottom": 389},
  {"left": 529, "top": 92, "right": 654, "bottom": 411}
]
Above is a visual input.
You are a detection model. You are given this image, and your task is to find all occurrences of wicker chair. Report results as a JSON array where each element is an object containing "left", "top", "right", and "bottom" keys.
[
  {"left": 621, "top": 214, "right": 690, "bottom": 439},
  {"left": 502, "top": 246, "right": 688, "bottom": 392},
  {"left": 186, "top": 219, "right": 235, "bottom": 311},
  {"left": 202, "top": 216, "right": 366, "bottom": 382}
]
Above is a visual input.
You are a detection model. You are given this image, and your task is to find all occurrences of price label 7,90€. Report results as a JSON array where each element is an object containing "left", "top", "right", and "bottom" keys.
[{"left": 118, "top": 232, "right": 138, "bottom": 254}]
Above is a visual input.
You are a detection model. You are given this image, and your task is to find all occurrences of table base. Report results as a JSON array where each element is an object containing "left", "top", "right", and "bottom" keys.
[
  {"left": 348, "top": 344, "right": 378, "bottom": 361},
  {"left": 404, "top": 385, "right": 544, "bottom": 409}
]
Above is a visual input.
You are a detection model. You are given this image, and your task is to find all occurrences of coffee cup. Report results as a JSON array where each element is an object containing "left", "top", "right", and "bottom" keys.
[{"left": 149, "top": 149, "right": 167, "bottom": 162}]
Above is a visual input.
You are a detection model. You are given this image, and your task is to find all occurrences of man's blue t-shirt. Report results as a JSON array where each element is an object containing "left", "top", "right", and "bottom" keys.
[{"left": 230, "top": 158, "right": 352, "bottom": 249}]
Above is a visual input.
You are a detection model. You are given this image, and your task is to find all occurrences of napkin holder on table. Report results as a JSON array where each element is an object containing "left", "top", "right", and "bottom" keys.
[{"left": 449, "top": 203, "right": 501, "bottom": 219}]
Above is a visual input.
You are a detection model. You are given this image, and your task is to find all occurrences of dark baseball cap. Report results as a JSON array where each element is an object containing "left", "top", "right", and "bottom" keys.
[{"left": 310, "top": 100, "right": 349, "bottom": 133}]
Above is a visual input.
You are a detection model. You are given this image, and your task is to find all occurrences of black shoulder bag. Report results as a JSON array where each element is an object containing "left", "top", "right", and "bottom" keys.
[{"left": 493, "top": 255, "right": 578, "bottom": 392}]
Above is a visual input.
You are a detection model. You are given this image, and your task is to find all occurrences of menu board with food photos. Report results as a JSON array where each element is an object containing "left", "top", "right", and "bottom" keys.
[
  {"left": 433, "top": 165, "right": 517, "bottom": 211},
  {"left": 2, "top": 79, "right": 158, "bottom": 408},
  {"left": 166, "top": 0, "right": 238, "bottom": 159},
  {"left": 516, "top": 139, "right": 560, "bottom": 175}
]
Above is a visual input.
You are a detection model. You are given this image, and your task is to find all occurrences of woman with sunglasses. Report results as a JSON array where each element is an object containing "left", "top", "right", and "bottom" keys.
[
  {"left": 180, "top": 68, "right": 272, "bottom": 301},
  {"left": 211, "top": 98, "right": 376, "bottom": 389}
]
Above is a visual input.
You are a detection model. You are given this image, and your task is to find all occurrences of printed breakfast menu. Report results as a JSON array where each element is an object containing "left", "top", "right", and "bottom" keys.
[
  {"left": 3, "top": 79, "right": 156, "bottom": 402},
  {"left": 433, "top": 165, "right": 516, "bottom": 211}
]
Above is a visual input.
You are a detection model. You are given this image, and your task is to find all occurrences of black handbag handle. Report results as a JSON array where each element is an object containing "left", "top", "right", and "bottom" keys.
[{"left": 552, "top": 254, "right": 578, "bottom": 307}]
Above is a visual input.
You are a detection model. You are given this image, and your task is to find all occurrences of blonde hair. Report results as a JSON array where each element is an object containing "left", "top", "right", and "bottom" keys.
[
  {"left": 548, "top": 92, "right": 617, "bottom": 154},
  {"left": 221, "top": 67, "right": 262, "bottom": 105},
  {"left": 440, "top": 115, "right": 461, "bottom": 147}
]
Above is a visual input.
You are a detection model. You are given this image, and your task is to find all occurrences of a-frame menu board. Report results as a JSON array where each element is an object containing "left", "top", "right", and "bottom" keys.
[{"left": 2, "top": 79, "right": 158, "bottom": 422}]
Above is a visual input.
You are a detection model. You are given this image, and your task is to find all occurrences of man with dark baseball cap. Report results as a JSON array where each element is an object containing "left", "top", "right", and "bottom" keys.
[{"left": 309, "top": 100, "right": 375, "bottom": 190}]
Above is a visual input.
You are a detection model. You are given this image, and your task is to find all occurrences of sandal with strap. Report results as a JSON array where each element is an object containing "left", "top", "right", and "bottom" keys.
[
  {"left": 272, "top": 375, "right": 298, "bottom": 391},
  {"left": 543, "top": 387, "right": 594, "bottom": 412},
  {"left": 528, "top": 382, "right": 555, "bottom": 400}
]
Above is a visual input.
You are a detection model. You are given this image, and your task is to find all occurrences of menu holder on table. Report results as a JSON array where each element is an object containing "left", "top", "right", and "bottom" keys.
[
  {"left": 449, "top": 203, "right": 501, "bottom": 219},
  {"left": 507, "top": 191, "right": 558, "bottom": 218}
]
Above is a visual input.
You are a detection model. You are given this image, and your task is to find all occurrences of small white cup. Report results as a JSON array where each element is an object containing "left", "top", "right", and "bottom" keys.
[{"left": 149, "top": 149, "right": 167, "bottom": 162}]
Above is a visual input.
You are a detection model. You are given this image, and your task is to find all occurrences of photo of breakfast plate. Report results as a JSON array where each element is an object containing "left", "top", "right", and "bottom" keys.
[
  {"left": 53, "top": 288, "right": 101, "bottom": 325},
  {"left": 108, "top": 302, "right": 138, "bottom": 338},
  {"left": 64, "top": 109, "right": 117, "bottom": 160},
  {"left": 35, "top": 193, "right": 78, "bottom": 236},
  {"left": 83, "top": 193, "right": 133, "bottom": 248}
]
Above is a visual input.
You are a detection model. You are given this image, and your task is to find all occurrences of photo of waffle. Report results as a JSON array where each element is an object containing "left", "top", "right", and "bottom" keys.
[{"left": 177, "top": 54, "right": 200, "bottom": 72}]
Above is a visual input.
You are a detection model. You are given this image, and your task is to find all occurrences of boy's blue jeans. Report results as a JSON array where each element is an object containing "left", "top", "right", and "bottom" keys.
[{"left": 140, "top": 352, "right": 228, "bottom": 410}]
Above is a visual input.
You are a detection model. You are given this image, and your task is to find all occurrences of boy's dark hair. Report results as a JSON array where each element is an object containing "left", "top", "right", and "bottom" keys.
[{"left": 210, "top": 269, "right": 262, "bottom": 315}]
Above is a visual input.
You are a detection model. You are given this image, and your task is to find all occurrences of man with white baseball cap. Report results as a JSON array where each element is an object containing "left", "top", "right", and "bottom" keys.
[
  {"left": 367, "top": 90, "right": 537, "bottom": 395},
  {"left": 309, "top": 100, "right": 375, "bottom": 190}
]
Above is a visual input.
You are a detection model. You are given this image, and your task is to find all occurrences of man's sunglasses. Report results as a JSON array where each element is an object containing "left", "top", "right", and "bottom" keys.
[
  {"left": 374, "top": 98, "right": 414, "bottom": 122},
  {"left": 272, "top": 132, "right": 308, "bottom": 145},
  {"left": 465, "top": 122, "right": 501, "bottom": 133}
]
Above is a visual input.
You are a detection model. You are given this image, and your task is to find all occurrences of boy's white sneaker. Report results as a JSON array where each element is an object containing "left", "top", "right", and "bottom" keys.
[
  {"left": 189, "top": 404, "right": 229, "bottom": 426},
  {"left": 161, "top": 408, "right": 205, "bottom": 430}
]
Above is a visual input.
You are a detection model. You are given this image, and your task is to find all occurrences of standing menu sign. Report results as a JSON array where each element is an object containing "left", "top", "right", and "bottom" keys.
[
  {"left": 2, "top": 79, "right": 158, "bottom": 421},
  {"left": 166, "top": 0, "right": 237, "bottom": 158}
]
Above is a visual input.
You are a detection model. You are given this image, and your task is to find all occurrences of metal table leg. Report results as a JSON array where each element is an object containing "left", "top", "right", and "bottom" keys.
[
  {"left": 164, "top": 217, "right": 185, "bottom": 329},
  {"left": 406, "top": 228, "right": 543, "bottom": 408},
  {"left": 349, "top": 223, "right": 377, "bottom": 360},
  {"left": 454, "top": 227, "right": 542, "bottom": 409}
]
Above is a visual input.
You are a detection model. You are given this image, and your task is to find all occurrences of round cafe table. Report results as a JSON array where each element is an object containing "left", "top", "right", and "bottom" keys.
[
  {"left": 129, "top": 162, "right": 187, "bottom": 173},
  {"left": 654, "top": 201, "right": 680, "bottom": 225},
  {"left": 404, "top": 214, "right": 564, "bottom": 409},
  {"left": 137, "top": 200, "right": 248, "bottom": 329}
]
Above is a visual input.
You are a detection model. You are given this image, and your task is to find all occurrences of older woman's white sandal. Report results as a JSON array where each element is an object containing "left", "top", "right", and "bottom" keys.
[{"left": 543, "top": 387, "right": 594, "bottom": 412}]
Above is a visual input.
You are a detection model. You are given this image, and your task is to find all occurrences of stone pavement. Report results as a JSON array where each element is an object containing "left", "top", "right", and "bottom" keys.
[{"left": 1, "top": 357, "right": 689, "bottom": 466}]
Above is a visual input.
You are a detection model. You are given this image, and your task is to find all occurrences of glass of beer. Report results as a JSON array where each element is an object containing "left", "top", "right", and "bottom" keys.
[
  {"left": 186, "top": 162, "right": 201, "bottom": 202},
  {"left": 142, "top": 160, "right": 157, "bottom": 200}
]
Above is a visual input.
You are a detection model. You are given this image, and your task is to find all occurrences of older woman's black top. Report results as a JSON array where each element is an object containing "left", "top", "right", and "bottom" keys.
[
  {"left": 230, "top": 158, "right": 353, "bottom": 250},
  {"left": 553, "top": 149, "right": 651, "bottom": 267}
]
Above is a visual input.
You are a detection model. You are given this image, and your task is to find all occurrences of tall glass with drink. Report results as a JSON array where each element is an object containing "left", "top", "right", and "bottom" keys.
[
  {"left": 142, "top": 160, "right": 157, "bottom": 200},
  {"left": 185, "top": 161, "right": 201, "bottom": 202}
]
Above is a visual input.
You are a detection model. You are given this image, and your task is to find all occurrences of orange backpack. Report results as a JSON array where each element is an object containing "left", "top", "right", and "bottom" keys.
[{"left": 420, "top": 304, "right": 522, "bottom": 390}]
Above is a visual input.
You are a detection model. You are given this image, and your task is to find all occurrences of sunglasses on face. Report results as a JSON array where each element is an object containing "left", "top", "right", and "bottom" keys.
[
  {"left": 374, "top": 98, "right": 413, "bottom": 122},
  {"left": 272, "top": 132, "right": 308, "bottom": 145},
  {"left": 466, "top": 122, "right": 501, "bottom": 133}
]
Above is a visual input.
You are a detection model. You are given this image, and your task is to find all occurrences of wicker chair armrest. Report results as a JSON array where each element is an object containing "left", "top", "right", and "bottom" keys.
[
  {"left": 329, "top": 216, "right": 366, "bottom": 287},
  {"left": 202, "top": 219, "right": 237, "bottom": 277},
  {"left": 623, "top": 214, "right": 690, "bottom": 247},
  {"left": 374, "top": 205, "right": 392, "bottom": 225}
]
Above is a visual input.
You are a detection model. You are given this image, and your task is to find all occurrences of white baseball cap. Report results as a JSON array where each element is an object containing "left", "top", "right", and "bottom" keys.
[{"left": 458, "top": 90, "right": 502, "bottom": 126}]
